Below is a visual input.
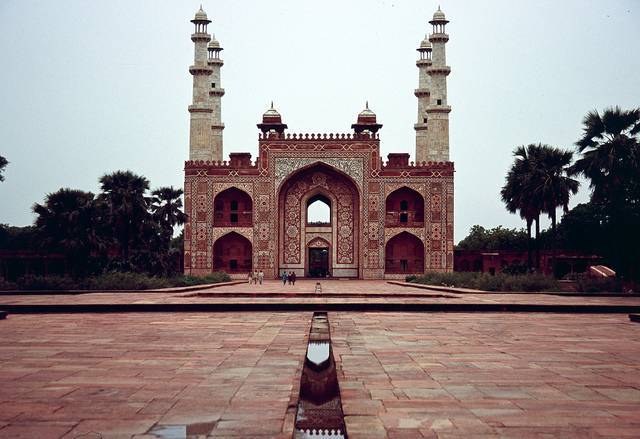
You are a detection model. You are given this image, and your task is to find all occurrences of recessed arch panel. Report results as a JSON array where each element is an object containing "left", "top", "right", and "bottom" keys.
[
  {"left": 213, "top": 187, "right": 253, "bottom": 227},
  {"left": 213, "top": 231, "right": 252, "bottom": 273},
  {"left": 385, "top": 186, "right": 424, "bottom": 227},
  {"left": 384, "top": 231, "right": 425, "bottom": 274}
]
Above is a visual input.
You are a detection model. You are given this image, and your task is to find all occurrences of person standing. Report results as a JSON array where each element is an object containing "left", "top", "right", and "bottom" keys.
[
  {"left": 282, "top": 271, "right": 288, "bottom": 286},
  {"left": 247, "top": 271, "right": 253, "bottom": 284},
  {"left": 287, "top": 271, "right": 292, "bottom": 285},
  {"left": 253, "top": 270, "right": 259, "bottom": 284},
  {"left": 291, "top": 271, "right": 296, "bottom": 286},
  {"left": 258, "top": 270, "right": 264, "bottom": 285}
]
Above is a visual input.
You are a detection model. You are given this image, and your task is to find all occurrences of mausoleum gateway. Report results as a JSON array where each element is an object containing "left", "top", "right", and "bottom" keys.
[{"left": 183, "top": 7, "right": 454, "bottom": 279}]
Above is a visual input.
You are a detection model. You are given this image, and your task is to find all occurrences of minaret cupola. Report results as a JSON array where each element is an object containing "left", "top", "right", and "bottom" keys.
[
  {"left": 429, "top": 6, "right": 449, "bottom": 34},
  {"left": 208, "top": 35, "right": 223, "bottom": 60},
  {"left": 417, "top": 36, "right": 432, "bottom": 61},
  {"left": 257, "top": 102, "right": 288, "bottom": 135},
  {"left": 191, "top": 6, "right": 211, "bottom": 35},
  {"left": 351, "top": 102, "right": 383, "bottom": 134}
]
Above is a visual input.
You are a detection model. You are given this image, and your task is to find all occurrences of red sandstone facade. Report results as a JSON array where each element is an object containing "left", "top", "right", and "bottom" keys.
[{"left": 184, "top": 119, "right": 454, "bottom": 279}]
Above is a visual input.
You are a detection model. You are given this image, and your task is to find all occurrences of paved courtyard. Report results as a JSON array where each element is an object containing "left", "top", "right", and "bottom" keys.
[
  {"left": 2, "top": 280, "right": 640, "bottom": 307},
  {"left": 0, "top": 301, "right": 639, "bottom": 438}
]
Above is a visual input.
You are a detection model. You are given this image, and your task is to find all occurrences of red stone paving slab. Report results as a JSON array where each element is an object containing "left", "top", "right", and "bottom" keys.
[
  {"left": 331, "top": 312, "right": 640, "bottom": 439},
  {"left": 1, "top": 309, "right": 640, "bottom": 438},
  {"left": 0, "top": 313, "right": 309, "bottom": 438},
  {"left": 2, "top": 280, "right": 640, "bottom": 307}
]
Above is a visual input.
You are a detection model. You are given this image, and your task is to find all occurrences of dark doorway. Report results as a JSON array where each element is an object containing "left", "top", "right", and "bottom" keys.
[{"left": 308, "top": 248, "right": 329, "bottom": 278}]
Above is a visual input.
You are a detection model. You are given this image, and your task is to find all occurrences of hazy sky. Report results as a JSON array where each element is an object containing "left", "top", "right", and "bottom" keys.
[{"left": 1, "top": 0, "right": 638, "bottom": 242}]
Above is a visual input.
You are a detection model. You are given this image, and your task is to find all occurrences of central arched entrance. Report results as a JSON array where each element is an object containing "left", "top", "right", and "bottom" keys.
[
  {"left": 307, "top": 237, "right": 330, "bottom": 278},
  {"left": 278, "top": 163, "right": 360, "bottom": 278}
]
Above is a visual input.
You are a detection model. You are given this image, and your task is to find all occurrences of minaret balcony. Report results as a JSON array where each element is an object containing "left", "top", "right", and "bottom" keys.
[
  {"left": 207, "top": 58, "right": 224, "bottom": 66},
  {"left": 414, "top": 88, "right": 430, "bottom": 97},
  {"left": 189, "top": 65, "right": 213, "bottom": 75},
  {"left": 209, "top": 88, "right": 226, "bottom": 97},
  {"left": 426, "top": 66, "right": 451, "bottom": 75},
  {"left": 191, "top": 33, "right": 211, "bottom": 42},
  {"left": 416, "top": 59, "right": 432, "bottom": 67},
  {"left": 428, "top": 33, "right": 449, "bottom": 43},
  {"left": 426, "top": 105, "right": 452, "bottom": 114},
  {"left": 188, "top": 105, "right": 213, "bottom": 113}
]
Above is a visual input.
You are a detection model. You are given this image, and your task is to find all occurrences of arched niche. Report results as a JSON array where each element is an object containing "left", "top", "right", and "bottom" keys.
[
  {"left": 385, "top": 187, "right": 424, "bottom": 227},
  {"left": 278, "top": 163, "right": 360, "bottom": 277},
  {"left": 213, "top": 232, "right": 252, "bottom": 273},
  {"left": 384, "top": 231, "right": 425, "bottom": 274},
  {"left": 213, "top": 187, "right": 253, "bottom": 227},
  {"left": 306, "top": 193, "right": 331, "bottom": 226}
]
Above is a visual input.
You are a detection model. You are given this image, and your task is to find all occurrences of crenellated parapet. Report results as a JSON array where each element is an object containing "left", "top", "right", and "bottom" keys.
[
  {"left": 184, "top": 155, "right": 259, "bottom": 177},
  {"left": 379, "top": 159, "right": 454, "bottom": 177},
  {"left": 258, "top": 132, "right": 380, "bottom": 141}
]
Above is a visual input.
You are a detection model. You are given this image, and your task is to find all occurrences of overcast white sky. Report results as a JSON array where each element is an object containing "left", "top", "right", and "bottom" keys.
[{"left": 0, "top": 0, "right": 638, "bottom": 242}]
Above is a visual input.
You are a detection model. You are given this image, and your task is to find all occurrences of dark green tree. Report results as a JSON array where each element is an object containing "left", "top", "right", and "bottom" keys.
[
  {"left": 533, "top": 146, "right": 580, "bottom": 231},
  {"left": 570, "top": 106, "right": 640, "bottom": 206},
  {"left": 150, "top": 186, "right": 187, "bottom": 247},
  {"left": 0, "top": 155, "right": 8, "bottom": 182},
  {"left": 569, "top": 106, "right": 640, "bottom": 279},
  {"left": 457, "top": 225, "right": 528, "bottom": 251},
  {"left": 501, "top": 145, "right": 545, "bottom": 271},
  {"left": 97, "top": 171, "right": 151, "bottom": 264},
  {"left": 32, "top": 188, "right": 100, "bottom": 276},
  {"left": 501, "top": 144, "right": 580, "bottom": 270},
  {"left": 551, "top": 202, "right": 607, "bottom": 254},
  {"left": 0, "top": 225, "right": 37, "bottom": 250}
]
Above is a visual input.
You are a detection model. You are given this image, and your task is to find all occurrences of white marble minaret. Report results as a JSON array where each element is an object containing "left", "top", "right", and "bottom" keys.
[
  {"left": 415, "top": 7, "right": 451, "bottom": 163},
  {"left": 207, "top": 33, "right": 225, "bottom": 161},
  {"left": 188, "top": 7, "right": 224, "bottom": 161},
  {"left": 414, "top": 35, "right": 432, "bottom": 163}
]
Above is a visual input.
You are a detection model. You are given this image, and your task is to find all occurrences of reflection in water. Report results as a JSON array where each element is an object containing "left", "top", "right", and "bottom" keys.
[
  {"left": 296, "top": 428, "right": 346, "bottom": 438},
  {"left": 295, "top": 313, "right": 347, "bottom": 438},
  {"left": 146, "top": 421, "right": 216, "bottom": 438},
  {"left": 306, "top": 341, "right": 330, "bottom": 366}
]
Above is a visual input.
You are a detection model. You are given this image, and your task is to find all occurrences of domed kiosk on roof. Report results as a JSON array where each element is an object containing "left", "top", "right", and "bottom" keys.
[
  {"left": 257, "top": 102, "right": 288, "bottom": 134},
  {"left": 351, "top": 102, "right": 383, "bottom": 134}
]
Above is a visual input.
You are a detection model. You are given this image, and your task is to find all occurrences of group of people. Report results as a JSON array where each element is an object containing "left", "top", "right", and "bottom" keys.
[
  {"left": 281, "top": 271, "right": 297, "bottom": 285},
  {"left": 247, "top": 270, "right": 265, "bottom": 285},
  {"left": 247, "top": 270, "right": 298, "bottom": 285}
]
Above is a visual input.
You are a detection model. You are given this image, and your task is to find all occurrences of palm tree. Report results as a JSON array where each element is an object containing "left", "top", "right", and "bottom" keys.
[
  {"left": 531, "top": 145, "right": 580, "bottom": 232},
  {"left": 150, "top": 186, "right": 187, "bottom": 247},
  {"left": 0, "top": 155, "right": 8, "bottom": 182},
  {"left": 569, "top": 106, "right": 640, "bottom": 279},
  {"left": 501, "top": 145, "right": 544, "bottom": 271},
  {"left": 502, "top": 144, "right": 581, "bottom": 270},
  {"left": 97, "top": 171, "right": 151, "bottom": 262},
  {"left": 33, "top": 188, "right": 100, "bottom": 277},
  {"left": 570, "top": 106, "right": 640, "bottom": 207}
]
